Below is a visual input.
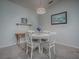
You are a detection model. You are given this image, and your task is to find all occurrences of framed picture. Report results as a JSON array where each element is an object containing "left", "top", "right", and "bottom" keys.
[
  {"left": 21, "top": 18, "right": 27, "bottom": 24},
  {"left": 51, "top": 11, "right": 67, "bottom": 25}
]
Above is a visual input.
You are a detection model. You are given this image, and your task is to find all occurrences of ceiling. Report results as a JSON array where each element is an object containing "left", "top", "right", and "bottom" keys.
[{"left": 9, "top": 0, "right": 58, "bottom": 10}]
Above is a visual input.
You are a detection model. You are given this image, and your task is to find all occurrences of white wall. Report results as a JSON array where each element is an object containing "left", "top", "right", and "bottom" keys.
[
  {"left": 39, "top": 0, "right": 79, "bottom": 48},
  {"left": 0, "top": 0, "right": 38, "bottom": 48}
]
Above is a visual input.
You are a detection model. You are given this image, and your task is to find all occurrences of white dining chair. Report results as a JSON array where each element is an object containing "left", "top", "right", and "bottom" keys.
[
  {"left": 41, "top": 31, "right": 56, "bottom": 59},
  {"left": 25, "top": 31, "right": 40, "bottom": 59}
]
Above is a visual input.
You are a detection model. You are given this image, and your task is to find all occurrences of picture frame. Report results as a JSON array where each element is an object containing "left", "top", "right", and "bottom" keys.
[
  {"left": 51, "top": 11, "right": 67, "bottom": 25},
  {"left": 21, "top": 18, "right": 27, "bottom": 24}
]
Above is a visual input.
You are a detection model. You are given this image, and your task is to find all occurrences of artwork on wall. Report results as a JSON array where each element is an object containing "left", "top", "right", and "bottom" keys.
[
  {"left": 16, "top": 17, "right": 32, "bottom": 26},
  {"left": 21, "top": 18, "right": 27, "bottom": 24},
  {"left": 51, "top": 11, "right": 67, "bottom": 25}
]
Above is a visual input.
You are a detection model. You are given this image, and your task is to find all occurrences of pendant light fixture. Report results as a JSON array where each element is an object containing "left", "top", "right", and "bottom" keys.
[{"left": 36, "top": 0, "right": 46, "bottom": 14}]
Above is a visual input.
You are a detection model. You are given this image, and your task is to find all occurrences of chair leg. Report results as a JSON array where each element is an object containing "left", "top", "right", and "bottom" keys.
[
  {"left": 26, "top": 46, "right": 28, "bottom": 55},
  {"left": 39, "top": 38, "right": 41, "bottom": 54},
  {"left": 53, "top": 45, "right": 56, "bottom": 56},
  {"left": 39, "top": 45, "right": 41, "bottom": 53},
  {"left": 49, "top": 47, "right": 51, "bottom": 59},
  {"left": 31, "top": 47, "right": 33, "bottom": 59}
]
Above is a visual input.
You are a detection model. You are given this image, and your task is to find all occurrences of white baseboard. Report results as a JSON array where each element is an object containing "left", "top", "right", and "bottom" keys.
[
  {"left": 0, "top": 43, "right": 16, "bottom": 48},
  {"left": 0, "top": 42, "right": 79, "bottom": 49},
  {"left": 56, "top": 42, "right": 79, "bottom": 49},
  {"left": 0, "top": 41, "right": 26, "bottom": 48}
]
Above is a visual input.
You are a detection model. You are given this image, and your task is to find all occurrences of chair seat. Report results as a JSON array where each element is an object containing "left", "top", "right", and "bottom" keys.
[
  {"left": 41, "top": 39, "right": 48, "bottom": 41},
  {"left": 32, "top": 39, "right": 40, "bottom": 42},
  {"left": 26, "top": 41, "right": 40, "bottom": 48},
  {"left": 41, "top": 41, "right": 55, "bottom": 48}
]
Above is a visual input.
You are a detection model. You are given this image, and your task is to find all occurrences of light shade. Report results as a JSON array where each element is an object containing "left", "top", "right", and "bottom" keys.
[{"left": 36, "top": 8, "right": 46, "bottom": 14}]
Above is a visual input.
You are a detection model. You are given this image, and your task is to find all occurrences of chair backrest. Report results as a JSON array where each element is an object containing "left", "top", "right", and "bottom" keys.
[
  {"left": 25, "top": 30, "right": 35, "bottom": 43},
  {"left": 40, "top": 31, "right": 56, "bottom": 43},
  {"left": 48, "top": 32, "right": 56, "bottom": 44},
  {"left": 25, "top": 32, "right": 30, "bottom": 43},
  {"left": 42, "top": 31, "right": 56, "bottom": 41}
]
